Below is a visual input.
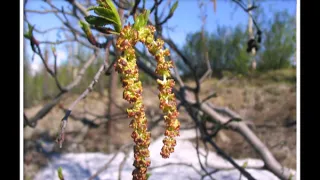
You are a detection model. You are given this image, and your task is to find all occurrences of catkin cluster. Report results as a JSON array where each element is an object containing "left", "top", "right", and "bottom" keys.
[
  {"left": 139, "top": 26, "right": 180, "bottom": 158},
  {"left": 115, "top": 24, "right": 180, "bottom": 180},
  {"left": 115, "top": 25, "right": 151, "bottom": 180}
]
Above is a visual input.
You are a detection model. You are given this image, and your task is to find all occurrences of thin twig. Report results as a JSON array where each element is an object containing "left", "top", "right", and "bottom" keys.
[
  {"left": 52, "top": 47, "right": 58, "bottom": 75},
  {"left": 159, "top": 0, "right": 172, "bottom": 19},
  {"left": 171, "top": 59, "right": 184, "bottom": 87},
  {"left": 150, "top": 0, "right": 163, "bottom": 14},
  {"left": 88, "top": 143, "right": 134, "bottom": 180},
  {"left": 195, "top": 125, "right": 215, "bottom": 180},
  {"left": 33, "top": 44, "right": 65, "bottom": 92},
  {"left": 25, "top": 9, "right": 74, "bottom": 16},
  {"left": 39, "top": 39, "right": 76, "bottom": 45},
  {"left": 24, "top": 48, "right": 99, "bottom": 129},
  {"left": 66, "top": 0, "right": 89, "bottom": 16},
  {"left": 56, "top": 62, "right": 108, "bottom": 147},
  {"left": 117, "top": 148, "right": 130, "bottom": 180},
  {"left": 112, "top": 0, "right": 130, "bottom": 10},
  {"left": 149, "top": 162, "right": 202, "bottom": 176},
  {"left": 201, "top": 169, "right": 219, "bottom": 180},
  {"left": 201, "top": 92, "right": 217, "bottom": 104},
  {"left": 231, "top": 0, "right": 260, "bottom": 32},
  {"left": 130, "top": 0, "right": 140, "bottom": 15}
]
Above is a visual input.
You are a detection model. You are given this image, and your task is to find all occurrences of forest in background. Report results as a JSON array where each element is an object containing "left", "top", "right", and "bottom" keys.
[{"left": 24, "top": 9, "right": 296, "bottom": 108}]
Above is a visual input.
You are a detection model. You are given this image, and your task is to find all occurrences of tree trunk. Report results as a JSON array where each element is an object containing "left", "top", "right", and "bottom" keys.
[{"left": 248, "top": 0, "right": 256, "bottom": 71}]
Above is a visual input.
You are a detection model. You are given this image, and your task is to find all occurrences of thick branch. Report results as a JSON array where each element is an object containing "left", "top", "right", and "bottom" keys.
[{"left": 197, "top": 101, "right": 294, "bottom": 180}]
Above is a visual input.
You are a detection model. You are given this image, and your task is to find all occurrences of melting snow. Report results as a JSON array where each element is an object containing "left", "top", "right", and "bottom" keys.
[{"left": 34, "top": 129, "right": 295, "bottom": 180}]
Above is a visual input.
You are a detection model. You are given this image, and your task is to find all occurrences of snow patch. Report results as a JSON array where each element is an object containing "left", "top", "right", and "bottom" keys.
[{"left": 34, "top": 130, "right": 295, "bottom": 180}]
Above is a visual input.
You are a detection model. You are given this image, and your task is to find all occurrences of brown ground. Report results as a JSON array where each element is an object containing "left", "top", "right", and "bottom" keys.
[{"left": 24, "top": 69, "right": 296, "bottom": 179}]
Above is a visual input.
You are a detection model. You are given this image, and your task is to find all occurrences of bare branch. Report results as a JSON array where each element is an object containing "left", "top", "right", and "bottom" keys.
[
  {"left": 65, "top": 52, "right": 99, "bottom": 90},
  {"left": 24, "top": 53, "right": 98, "bottom": 128},
  {"left": 199, "top": 52, "right": 212, "bottom": 83},
  {"left": 25, "top": 9, "right": 74, "bottom": 16},
  {"left": 117, "top": 148, "right": 130, "bottom": 180},
  {"left": 171, "top": 59, "right": 184, "bottom": 87},
  {"left": 198, "top": 102, "right": 293, "bottom": 180},
  {"left": 88, "top": 143, "right": 134, "bottom": 180},
  {"left": 55, "top": 39, "right": 112, "bottom": 147},
  {"left": 231, "top": 0, "right": 260, "bottom": 32},
  {"left": 32, "top": 43, "right": 65, "bottom": 92},
  {"left": 24, "top": 93, "right": 64, "bottom": 128},
  {"left": 150, "top": 0, "right": 164, "bottom": 14},
  {"left": 198, "top": 3, "right": 212, "bottom": 83},
  {"left": 159, "top": 0, "right": 172, "bottom": 20},
  {"left": 195, "top": 127, "right": 216, "bottom": 180},
  {"left": 66, "top": 0, "right": 89, "bottom": 16},
  {"left": 38, "top": 39, "right": 76, "bottom": 45},
  {"left": 104, "top": 39, "right": 118, "bottom": 75},
  {"left": 149, "top": 162, "right": 202, "bottom": 176},
  {"left": 201, "top": 91, "right": 217, "bottom": 104},
  {"left": 182, "top": 102, "right": 256, "bottom": 180},
  {"left": 135, "top": 58, "right": 284, "bottom": 180},
  {"left": 112, "top": 0, "right": 130, "bottom": 10},
  {"left": 56, "top": 58, "right": 109, "bottom": 147},
  {"left": 130, "top": 0, "right": 141, "bottom": 16}
]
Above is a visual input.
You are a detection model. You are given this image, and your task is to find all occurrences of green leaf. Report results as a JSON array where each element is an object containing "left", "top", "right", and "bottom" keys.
[
  {"left": 79, "top": 21, "right": 91, "bottom": 35},
  {"left": 96, "top": 0, "right": 112, "bottom": 9},
  {"left": 170, "top": 1, "right": 179, "bottom": 15},
  {"left": 143, "top": 10, "right": 150, "bottom": 25},
  {"left": 27, "top": 23, "right": 33, "bottom": 33},
  {"left": 88, "top": 7, "right": 116, "bottom": 21},
  {"left": 85, "top": 15, "right": 115, "bottom": 27},
  {"left": 87, "top": 0, "right": 122, "bottom": 32},
  {"left": 24, "top": 34, "right": 31, "bottom": 39},
  {"left": 133, "top": 15, "right": 142, "bottom": 30},
  {"left": 242, "top": 161, "right": 248, "bottom": 168},
  {"left": 57, "top": 167, "right": 64, "bottom": 180},
  {"left": 133, "top": 10, "right": 150, "bottom": 30},
  {"left": 87, "top": 7, "right": 120, "bottom": 30},
  {"left": 51, "top": 45, "right": 56, "bottom": 54},
  {"left": 24, "top": 23, "right": 35, "bottom": 39},
  {"left": 104, "top": 0, "right": 122, "bottom": 32},
  {"left": 288, "top": 173, "right": 294, "bottom": 180},
  {"left": 146, "top": 173, "right": 152, "bottom": 179},
  {"left": 95, "top": 26, "right": 119, "bottom": 35}
]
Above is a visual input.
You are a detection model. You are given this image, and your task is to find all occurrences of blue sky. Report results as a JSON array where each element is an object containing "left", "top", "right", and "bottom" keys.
[{"left": 24, "top": 0, "right": 296, "bottom": 72}]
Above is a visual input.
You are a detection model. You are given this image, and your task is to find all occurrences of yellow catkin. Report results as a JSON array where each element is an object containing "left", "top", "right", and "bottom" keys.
[
  {"left": 140, "top": 26, "right": 180, "bottom": 158},
  {"left": 115, "top": 24, "right": 180, "bottom": 179},
  {"left": 115, "top": 25, "right": 151, "bottom": 180}
]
